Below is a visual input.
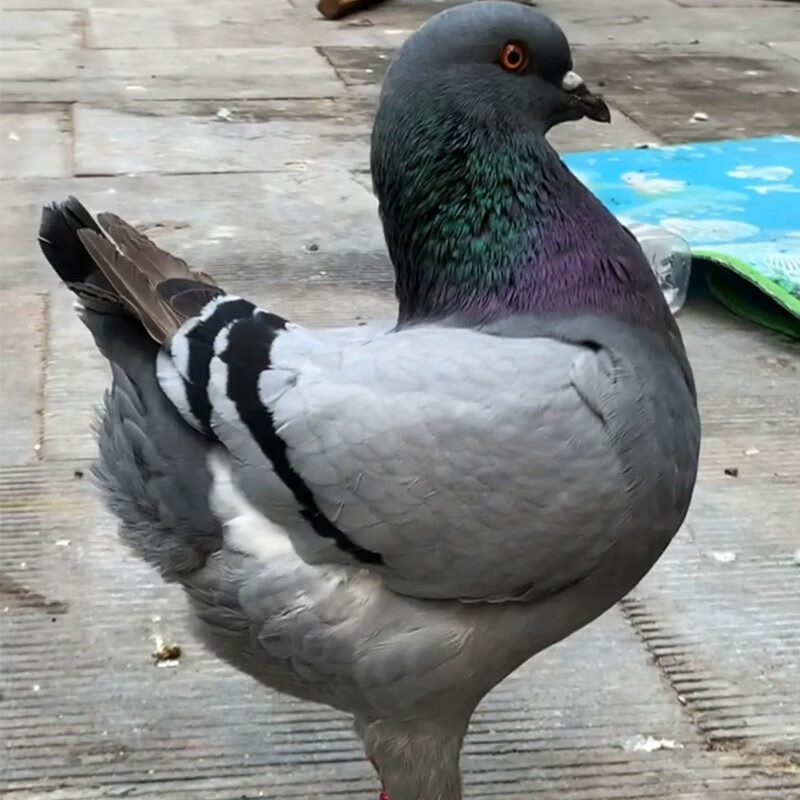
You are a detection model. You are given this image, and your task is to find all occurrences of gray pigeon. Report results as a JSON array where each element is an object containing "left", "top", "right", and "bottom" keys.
[{"left": 38, "top": 3, "right": 700, "bottom": 798}]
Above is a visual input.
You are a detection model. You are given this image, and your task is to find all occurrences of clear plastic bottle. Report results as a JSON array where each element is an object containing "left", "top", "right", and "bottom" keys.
[{"left": 625, "top": 223, "right": 692, "bottom": 314}]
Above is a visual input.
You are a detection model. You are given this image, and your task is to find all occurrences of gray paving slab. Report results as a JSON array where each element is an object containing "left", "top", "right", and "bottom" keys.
[
  {"left": 0, "top": 106, "right": 72, "bottom": 179},
  {"left": 0, "top": 291, "right": 46, "bottom": 467},
  {"left": 571, "top": 43, "right": 800, "bottom": 143},
  {"left": 72, "top": 106, "right": 371, "bottom": 175},
  {"left": 87, "top": 5, "right": 417, "bottom": 49},
  {"left": 0, "top": 10, "right": 85, "bottom": 50},
  {"left": 1, "top": 0, "right": 799, "bottom": 798},
  {"left": 0, "top": 46, "right": 345, "bottom": 103},
  {"left": 545, "top": 0, "right": 800, "bottom": 47},
  {"left": 0, "top": 171, "right": 386, "bottom": 283},
  {"left": 768, "top": 41, "right": 800, "bottom": 62}
]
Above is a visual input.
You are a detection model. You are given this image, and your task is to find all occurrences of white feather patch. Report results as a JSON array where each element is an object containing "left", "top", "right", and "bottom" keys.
[
  {"left": 207, "top": 449, "right": 294, "bottom": 560},
  {"left": 167, "top": 322, "right": 196, "bottom": 383},
  {"left": 207, "top": 326, "right": 245, "bottom": 436},
  {"left": 156, "top": 349, "right": 203, "bottom": 431},
  {"left": 207, "top": 451, "right": 384, "bottom": 615}
]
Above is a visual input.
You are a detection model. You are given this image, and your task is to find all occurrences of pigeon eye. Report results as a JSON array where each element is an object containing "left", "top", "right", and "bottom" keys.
[{"left": 499, "top": 42, "right": 529, "bottom": 73}]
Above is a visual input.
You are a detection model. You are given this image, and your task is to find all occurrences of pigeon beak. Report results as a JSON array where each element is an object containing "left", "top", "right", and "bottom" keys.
[{"left": 562, "top": 71, "right": 612, "bottom": 123}]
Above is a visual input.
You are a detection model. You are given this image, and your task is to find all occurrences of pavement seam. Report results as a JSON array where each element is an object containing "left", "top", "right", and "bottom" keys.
[{"left": 315, "top": 44, "right": 352, "bottom": 89}]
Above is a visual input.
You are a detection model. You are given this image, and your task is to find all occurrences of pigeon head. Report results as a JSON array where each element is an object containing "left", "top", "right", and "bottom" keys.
[
  {"left": 378, "top": 1, "right": 610, "bottom": 132},
  {"left": 372, "top": 1, "right": 666, "bottom": 326}
]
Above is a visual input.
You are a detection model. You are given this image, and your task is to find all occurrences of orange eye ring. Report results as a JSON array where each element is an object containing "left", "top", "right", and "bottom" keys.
[{"left": 499, "top": 42, "right": 529, "bottom": 73}]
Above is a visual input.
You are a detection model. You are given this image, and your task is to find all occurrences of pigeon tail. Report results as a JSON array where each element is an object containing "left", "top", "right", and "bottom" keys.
[
  {"left": 39, "top": 197, "right": 227, "bottom": 580},
  {"left": 38, "top": 196, "right": 225, "bottom": 343}
]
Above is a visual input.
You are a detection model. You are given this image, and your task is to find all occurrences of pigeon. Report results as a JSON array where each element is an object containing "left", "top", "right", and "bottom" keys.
[{"left": 38, "top": 3, "right": 700, "bottom": 799}]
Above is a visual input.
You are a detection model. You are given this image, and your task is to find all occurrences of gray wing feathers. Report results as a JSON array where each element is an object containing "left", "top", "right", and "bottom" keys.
[
  {"left": 174, "top": 320, "right": 630, "bottom": 601},
  {"left": 184, "top": 540, "right": 479, "bottom": 716},
  {"left": 278, "top": 329, "right": 626, "bottom": 600},
  {"left": 88, "top": 313, "right": 222, "bottom": 580},
  {"left": 158, "top": 305, "right": 694, "bottom": 603}
]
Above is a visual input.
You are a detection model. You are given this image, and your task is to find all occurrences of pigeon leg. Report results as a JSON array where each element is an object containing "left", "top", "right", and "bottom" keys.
[{"left": 369, "top": 756, "right": 390, "bottom": 800}]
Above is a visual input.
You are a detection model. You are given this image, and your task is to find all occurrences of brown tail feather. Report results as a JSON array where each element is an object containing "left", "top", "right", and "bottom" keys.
[
  {"left": 41, "top": 198, "right": 225, "bottom": 344},
  {"left": 97, "top": 214, "right": 224, "bottom": 331},
  {"left": 77, "top": 214, "right": 224, "bottom": 344},
  {"left": 78, "top": 231, "right": 177, "bottom": 341},
  {"left": 97, "top": 213, "right": 205, "bottom": 284}
]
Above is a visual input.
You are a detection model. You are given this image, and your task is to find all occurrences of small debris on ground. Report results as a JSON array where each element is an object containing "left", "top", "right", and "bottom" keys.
[
  {"left": 792, "top": 549, "right": 800, "bottom": 566},
  {"left": 8, "top": 132, "right": 20, "bottom": 142},
  {"left": 743, "top": 447, "right": 760, "bottom": 456},
  {"left": 634, "top": 142, "right": 661, "bottom": 149},
  {"left": 710, "top": 550, "right": 737, "bottom": 564},
  {"left": 73, "top": 469, "right": 84, "bottom": 479},
  {"left": 152, "top": 636, "right": 182, "bottom": 666},
  {"left": 724, "top": 466, "right": 739, "bottom": 477},
  {"left": 690, "top": 111, "right": 709, "bottom": 123},
  {"left": 623, "top": 734, "right": 684, "bottom": 753},
  {"left": 54, "top": 539, "right": 71, "bottom": 547},
  {"left": 216, "top": 107, "right": 234, "bottom": 122}
]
